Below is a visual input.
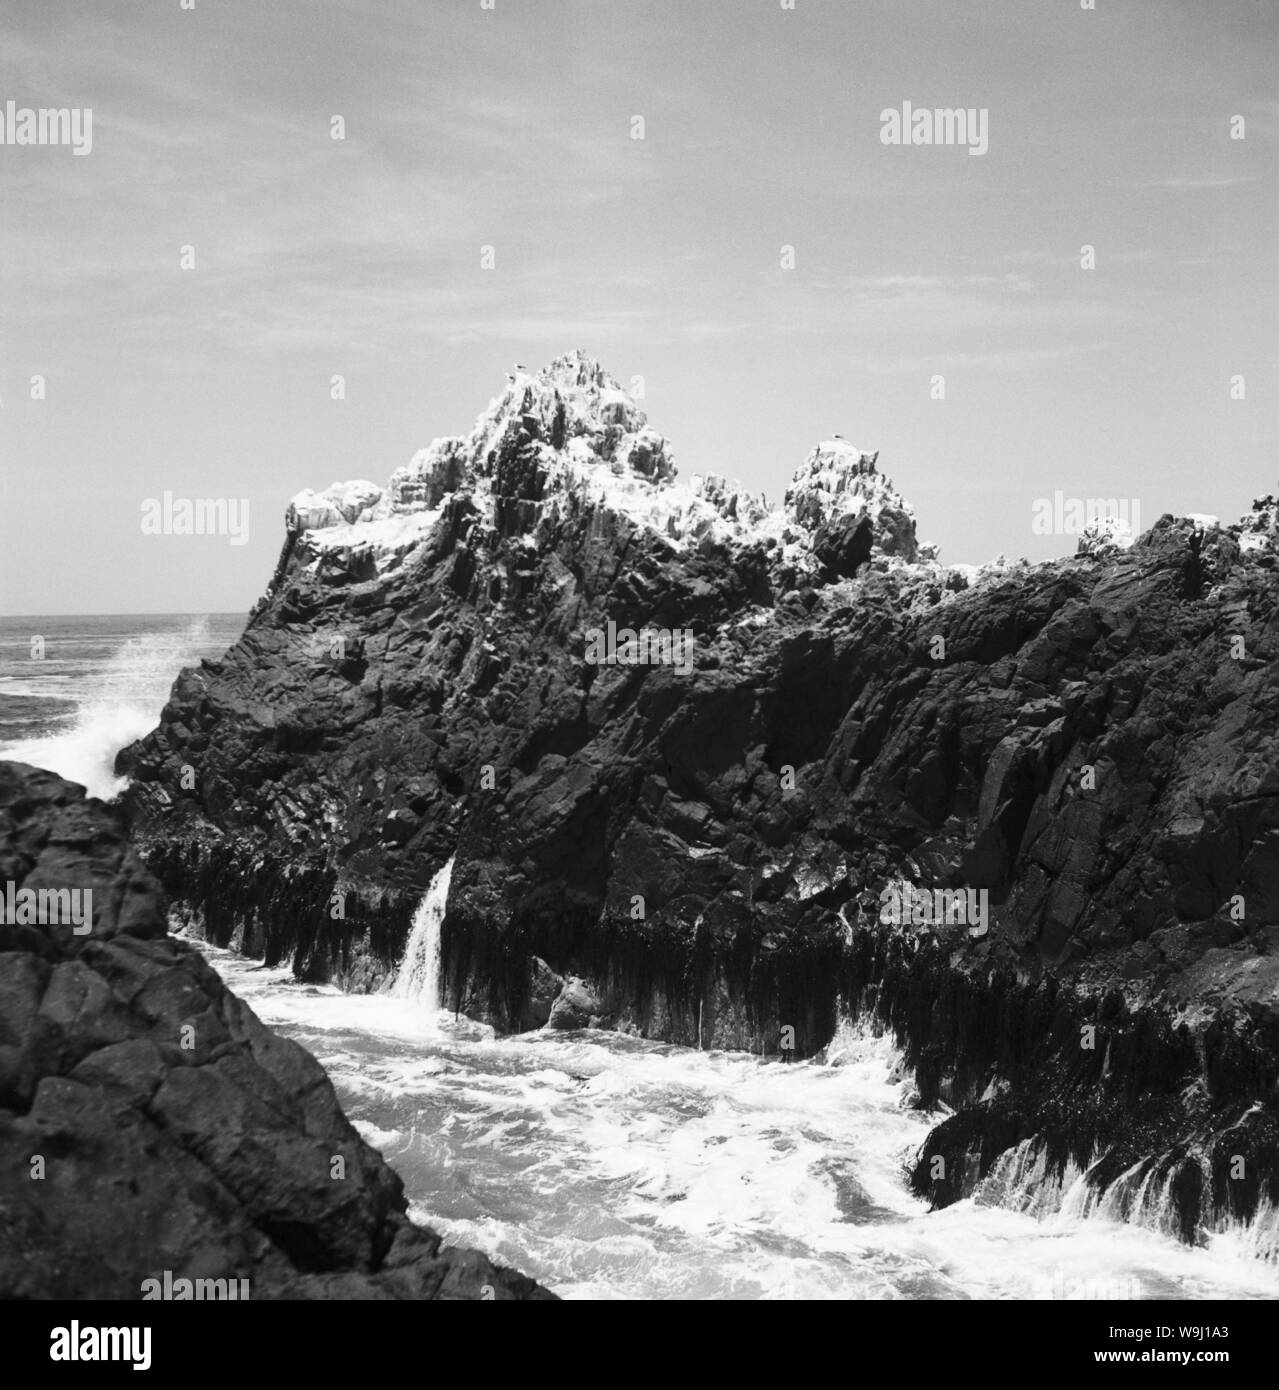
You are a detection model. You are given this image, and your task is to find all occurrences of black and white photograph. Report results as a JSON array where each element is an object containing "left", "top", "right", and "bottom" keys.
[{"left": 1, "top": 0, "right": 1276, "bottom": 1350}]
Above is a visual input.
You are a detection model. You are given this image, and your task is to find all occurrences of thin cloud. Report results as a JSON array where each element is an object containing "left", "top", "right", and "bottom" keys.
[
  {"left": 1129, "top": 175, "right": 1260, "bottom": 191},
  {"left": 849, "top": 341, "right": 1114, "bottom": 375}
]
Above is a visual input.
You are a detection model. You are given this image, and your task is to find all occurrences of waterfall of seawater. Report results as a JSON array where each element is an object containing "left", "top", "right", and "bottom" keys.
[
  {"left": 390, "top": 856, "right": 455, "bottom": 1012},
  {"left": 978, "top": 1137, "right": 1279, "bottom": 1263}
]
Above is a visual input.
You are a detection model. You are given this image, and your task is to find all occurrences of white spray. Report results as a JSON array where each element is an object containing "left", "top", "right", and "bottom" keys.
[
  {"left": 392, "top": 856, "right": 455, "bottom": 1013},
  {"left": 0, "top": 619, "right": 218, "bottom": 800}
]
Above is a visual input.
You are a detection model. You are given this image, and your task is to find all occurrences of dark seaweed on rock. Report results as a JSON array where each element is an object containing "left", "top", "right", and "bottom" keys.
[{"left": 118, "top": 354, "right": 1279, "bottom": 1250}]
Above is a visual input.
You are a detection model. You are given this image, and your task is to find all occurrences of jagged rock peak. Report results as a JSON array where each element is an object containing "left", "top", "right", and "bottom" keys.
[
  {"left": 463, "top": 348, "right": 662, "bottom": 478},
  {"left": 285, "top": 353, "right": 671, "bottom": 540},
  {"left": 283, "top": 353, "right": 938, "bottom": 577},
  {"left": 784, "top": 440, "right": 934, "bottom": 566},
  {"left": 536, "top": 348, "right": 628, "bottom": 392}
]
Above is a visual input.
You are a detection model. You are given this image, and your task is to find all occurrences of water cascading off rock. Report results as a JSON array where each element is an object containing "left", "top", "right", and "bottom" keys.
[{"left": 392, "top": 856, "right": 455, "bottom": 1012}]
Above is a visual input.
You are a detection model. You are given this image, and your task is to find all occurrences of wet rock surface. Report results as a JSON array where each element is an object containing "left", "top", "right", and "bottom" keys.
[
  {"left": 0, "top": 761, "right": 553, "bottom": 1300},
  {"left": 118, "top": 354, "right": 1279, "bottom": 1250}
]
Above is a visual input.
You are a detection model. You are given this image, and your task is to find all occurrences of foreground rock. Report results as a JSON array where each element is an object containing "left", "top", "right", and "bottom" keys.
[
  {"left": 0, "top": 761, "right": 552, "bottom": 1300},
  {"left": 120, "top": 352, "right": 1279, "bottom": 1255}
]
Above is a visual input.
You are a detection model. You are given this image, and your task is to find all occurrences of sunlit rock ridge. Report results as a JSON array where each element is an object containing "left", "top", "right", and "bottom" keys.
[{"left": 285, "top": 350, "right": 934, "bottom": 590}]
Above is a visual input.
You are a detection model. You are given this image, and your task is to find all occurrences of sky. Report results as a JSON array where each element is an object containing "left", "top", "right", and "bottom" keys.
[{"left": 1, "top": 0, "right": 1276, "bottom": 615}]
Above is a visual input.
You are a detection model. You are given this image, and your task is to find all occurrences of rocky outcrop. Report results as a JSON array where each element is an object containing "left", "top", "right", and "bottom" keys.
[
  {"left": 785, "top": 440, "right": 932, "bottom": 571},
  {"left": 1075, "top": 514, "right": 1135, "bottom": 557},
  {"left": 287, "top": 480, "right": 385, "bottom": 533},
  {"left": 0, "top": 761, "right": 552, "bottom": 1300},
  {"left": 118, "top": 353, "right": 1279, "bottom": 1255}
]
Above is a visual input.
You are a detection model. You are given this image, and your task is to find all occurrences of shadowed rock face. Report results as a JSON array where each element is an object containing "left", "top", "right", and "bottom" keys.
[
  {"left": 118, "top": 354, "right": 1279, "bottom": 1250},
  {"left": 0, "top": 761, "right": 553, "bottom": 1300}
]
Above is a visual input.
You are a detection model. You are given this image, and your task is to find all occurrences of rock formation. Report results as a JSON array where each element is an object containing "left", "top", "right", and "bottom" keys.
[
  {"left": 0, "top": 761, "right": 552, "bottom": 1300},
  {"left": 118, "top": 353, "right": 1279, "bottom": 1255}
]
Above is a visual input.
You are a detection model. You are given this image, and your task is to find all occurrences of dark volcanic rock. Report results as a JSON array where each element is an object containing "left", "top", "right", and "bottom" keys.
[
  {"left": 523, "top": 956, "right": 564, "bottom": 1030},
  {"left": 547, "top": 976, "right": 603, "bottom": 1031},
  {"left": 118, "top": 353, "right": 1279, "bottom": 1253},
  {"left": 0, "top": 761, "right": 552, "bottom": 1300}
]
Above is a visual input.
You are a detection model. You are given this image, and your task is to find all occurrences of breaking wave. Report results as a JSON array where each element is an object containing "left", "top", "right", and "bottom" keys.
[{"left": 0, "top": 619, "right": 215, "bottom": 800}]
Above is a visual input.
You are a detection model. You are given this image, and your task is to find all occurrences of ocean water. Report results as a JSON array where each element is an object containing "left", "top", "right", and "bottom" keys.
[
  {"left": 5, "top": 614, "right": 1279, "bottom": 1300},
  {"left": 0, "top": 613, "right": 243, "bottom": 799},
  {"left": 206, "top": 945, "right": 1279, "bottom": 1302}
]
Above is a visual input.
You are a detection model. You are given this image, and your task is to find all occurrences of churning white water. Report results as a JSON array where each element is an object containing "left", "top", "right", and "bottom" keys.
[
  {"left": 0, "top": 618, "right": 225, "bottom": 799},
  {"left": 201, "top": 942, "right": 1279, "bottom": 1302},
  {"left": 390, "top": 857, "right": 455, "bottom": 1013}
]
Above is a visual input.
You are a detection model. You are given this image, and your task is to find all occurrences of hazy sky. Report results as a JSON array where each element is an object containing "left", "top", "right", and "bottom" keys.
[{"left": 2, "top": 0, "right": 1276, "bottom": 615}]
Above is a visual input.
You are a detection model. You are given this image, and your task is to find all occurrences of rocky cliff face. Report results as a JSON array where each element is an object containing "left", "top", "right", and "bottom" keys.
[
  {"left": 119, "top": 352, "right": 1279, "bottom": 1256},
  {"left": 0, "top": 761, "right": 551, "bottom": 1299}
]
